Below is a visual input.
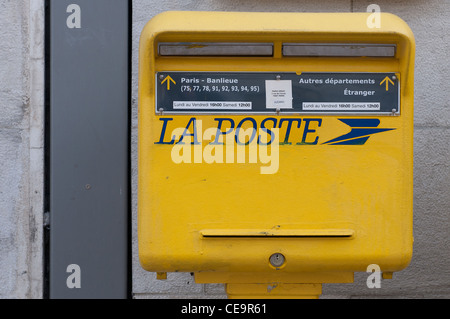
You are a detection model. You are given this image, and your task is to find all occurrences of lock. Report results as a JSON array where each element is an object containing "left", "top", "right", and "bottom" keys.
[{"left": 269, "top": 253, "right": 286, "bottom": 268}]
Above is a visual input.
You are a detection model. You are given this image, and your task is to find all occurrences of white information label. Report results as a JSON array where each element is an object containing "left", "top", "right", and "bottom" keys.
[
  {"left": 173, "top": 101, "right": 252, "bottom": 110},
  {"left": 265, "top": 80, "right": 293, "bottom": 109},
  {"left": 302, "top": 102, "right": 381, "bottom": 111}
]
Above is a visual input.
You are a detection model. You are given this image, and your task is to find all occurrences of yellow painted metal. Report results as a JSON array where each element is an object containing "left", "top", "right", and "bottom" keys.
[
  {"left": 138, "top": 11, "right": 415, "bottom": 298},
  {"left": 156, "top": 272, "right": 167, "bottom": 280},
  {"left": 194, "top": 271, "right": 354, "bottom": 284},
  {"left": 382, "top": 272, "right": 394, "bottom": 280},
  {"left": 226, "top": 283, "right": 322, "bottom": 299}
]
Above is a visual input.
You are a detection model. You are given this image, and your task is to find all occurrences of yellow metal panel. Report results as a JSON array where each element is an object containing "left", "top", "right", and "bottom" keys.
[
  {"left": 226, "top": 283, "right": 322, "bottom": 299},
  {"left": 194, "top": 271, "right": 354, "bottom": 284},
  {"left": 138, "top": 12, "right": 415, "bottom": 289}
]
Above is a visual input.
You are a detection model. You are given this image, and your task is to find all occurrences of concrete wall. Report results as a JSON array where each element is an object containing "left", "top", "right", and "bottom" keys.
[
  {"left": 0, "top": 0, "right": 44, "bottom": 299},
  {"left": 0, "top": 0, "right": 449, "bottom": 299}
]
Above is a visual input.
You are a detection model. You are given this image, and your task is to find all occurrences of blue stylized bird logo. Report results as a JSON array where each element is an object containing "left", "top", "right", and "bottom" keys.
[{"left": 322, "top": 119, "right": 395, "bottom": 145}]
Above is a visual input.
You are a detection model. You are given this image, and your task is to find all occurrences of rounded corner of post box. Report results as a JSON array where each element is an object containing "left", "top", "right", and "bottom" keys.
[
  {"left": 376, "top": 244, "right": 414, "bottom": 273},
  {"left": 138, "top": 251, "right": 153, "bottom": 272},
  {"left": 399, "top": 244, "right": 414, "bottom": 270},
  {"left": 138, "top": 249, "right": 168, "bottom": 273},
  {"left": 383, "top": 13, "right": 416, "bottom": 44},
  {"left": 139, "top": 11, "right": 176, "bottom": 44}
]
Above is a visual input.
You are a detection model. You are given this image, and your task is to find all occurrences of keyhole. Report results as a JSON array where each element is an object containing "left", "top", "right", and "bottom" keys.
[{"left": 269, "top": 253, "right": 286, "bottom": 268}]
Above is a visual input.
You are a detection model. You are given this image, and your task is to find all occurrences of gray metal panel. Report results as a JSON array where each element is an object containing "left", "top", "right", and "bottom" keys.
[
  {"left": 49, "top": 0, "right": 129, "bottom": 298},
  {"left": 282, "top": 43, "right": 396, "bottom": 57},
  {"left": 159, "top": 43, "right": 274, "bottom": 56}
]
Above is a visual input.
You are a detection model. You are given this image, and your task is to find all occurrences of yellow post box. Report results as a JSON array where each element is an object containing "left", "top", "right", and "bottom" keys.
[{"left": 138, "top": 11, "right": 415, "bottom": 298}]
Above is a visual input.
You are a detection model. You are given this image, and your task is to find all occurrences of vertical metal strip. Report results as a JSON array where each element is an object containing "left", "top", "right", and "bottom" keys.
[{"left": 48, "top": 0, "right": 130, "bottom": 298}]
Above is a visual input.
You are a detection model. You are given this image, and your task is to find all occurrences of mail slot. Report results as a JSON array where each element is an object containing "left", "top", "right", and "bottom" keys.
[{"left": 138, "top": 11, "right": 415, "bottom": 298}]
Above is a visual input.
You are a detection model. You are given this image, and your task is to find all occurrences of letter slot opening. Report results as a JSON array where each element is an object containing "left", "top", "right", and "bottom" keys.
[
  {"left": 158, "top": 42, "right": 274, "bottom": 56},
  {"left": 200, "top": 229, "right": 355, "bottom": 238},
  {"left": 282, "top": 43, "right": 396, "bottom": 57}
]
